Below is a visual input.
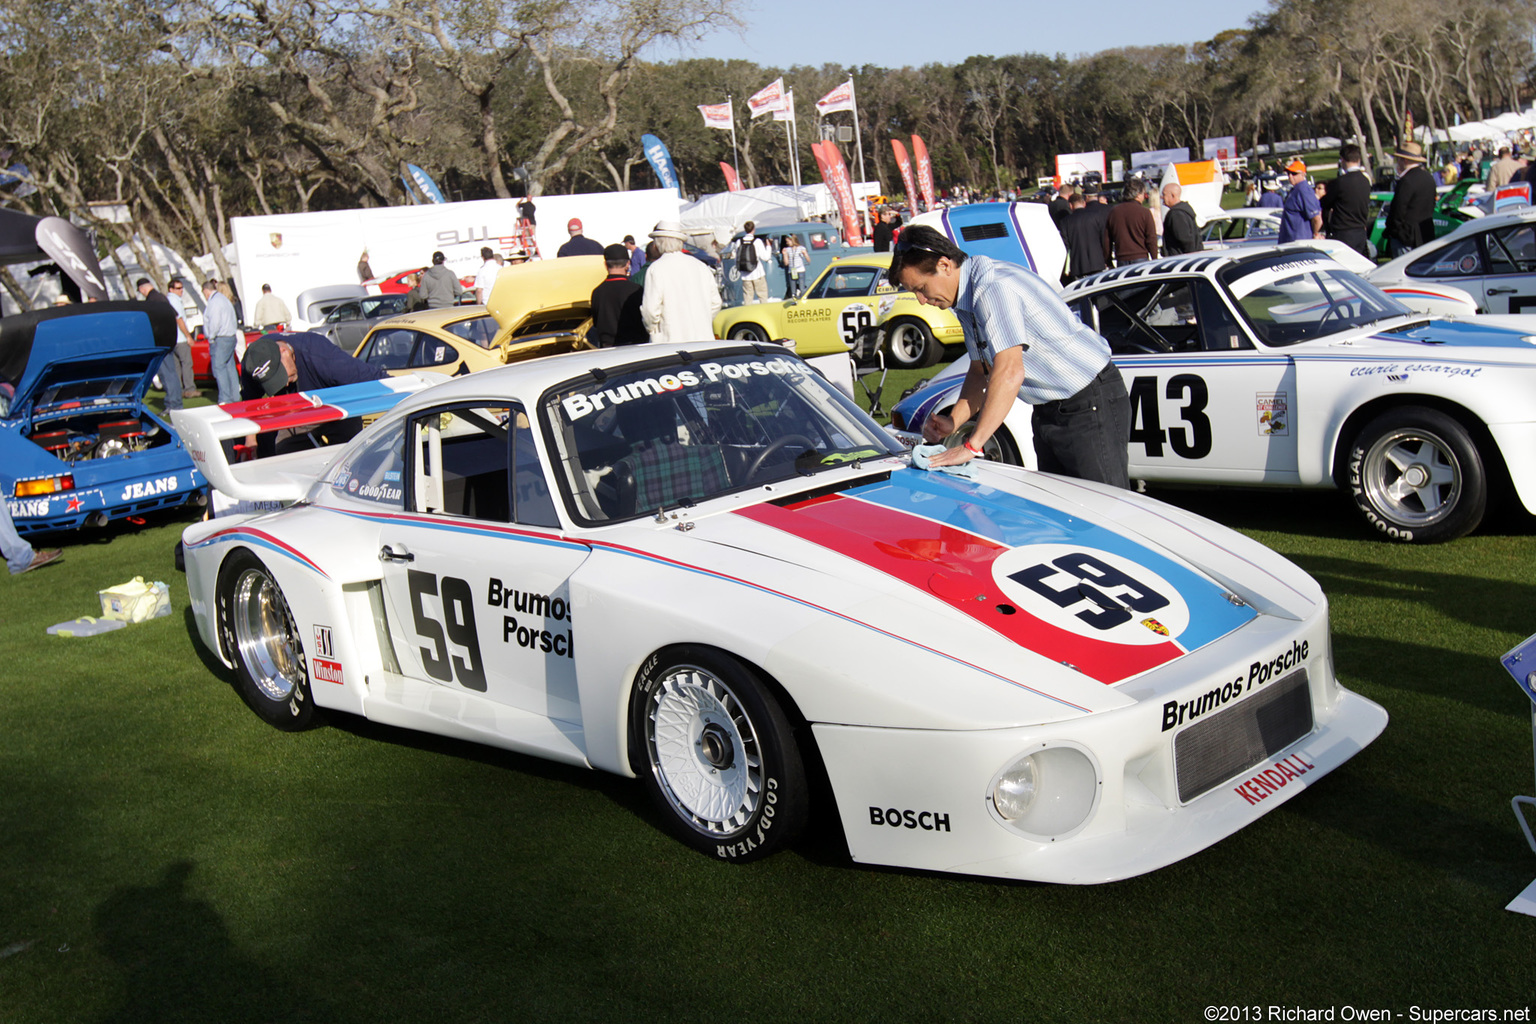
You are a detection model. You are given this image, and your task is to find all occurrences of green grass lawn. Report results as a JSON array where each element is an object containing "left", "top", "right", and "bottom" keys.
[{"left": 3, "top": 387, "right": 1534, "bottom": 1021}]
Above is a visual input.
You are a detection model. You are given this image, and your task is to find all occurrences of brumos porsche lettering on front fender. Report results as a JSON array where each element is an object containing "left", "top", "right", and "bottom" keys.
[{"left": 1161, "top": 638, "right": 1309, "bottom": 731}]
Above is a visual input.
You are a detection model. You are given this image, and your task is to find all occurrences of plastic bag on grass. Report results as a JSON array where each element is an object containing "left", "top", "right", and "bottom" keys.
[{"left": 98, "top": 577, "right": 171, "bottom": 623}]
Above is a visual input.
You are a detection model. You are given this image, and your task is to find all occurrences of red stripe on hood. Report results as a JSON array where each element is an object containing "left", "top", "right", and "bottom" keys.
[{"left": 736, "top": 494, "right": 1183, "bottom": 684}]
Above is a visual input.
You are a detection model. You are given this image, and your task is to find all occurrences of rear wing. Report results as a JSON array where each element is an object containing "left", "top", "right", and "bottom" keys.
[{"left": 169, "top": 375, "right": 439, "bottom": 504}]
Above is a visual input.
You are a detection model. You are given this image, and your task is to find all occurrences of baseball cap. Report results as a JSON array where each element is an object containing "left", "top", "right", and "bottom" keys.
[
  {"left": 1285, "top": 159, "right": 1308, "bottom": 174},
  {"left": 567, "top": 217, "right": 583, "bottom": 233},
  {"left": 602, "top": 243, "right": 630, "bottom": 264},
  {"left": 241, "top": 337, "right": 288, "bottom": 396}
]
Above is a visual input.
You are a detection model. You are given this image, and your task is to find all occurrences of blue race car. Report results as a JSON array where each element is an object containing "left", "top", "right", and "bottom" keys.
[{"left": 2, "top": 300, "right": 205, "bottom": 535}]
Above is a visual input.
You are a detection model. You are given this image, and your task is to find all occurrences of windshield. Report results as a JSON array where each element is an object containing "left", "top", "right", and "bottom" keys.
[
  {"left": 544, "top": 351, "right": 902, "bottom": 524},
  {"left": 1219, "top": 253, "right": 1413, "bottom": 346}
]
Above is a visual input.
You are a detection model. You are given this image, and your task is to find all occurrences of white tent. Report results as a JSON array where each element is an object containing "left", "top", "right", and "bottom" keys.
[{"left": 680, "top": 186, "right": 825, "bottom": 240}]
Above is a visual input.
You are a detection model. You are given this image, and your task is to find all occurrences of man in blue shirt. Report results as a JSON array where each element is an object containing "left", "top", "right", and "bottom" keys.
[
  {"left": 886, "top": 225, "right": 1130, "bottom": 487},
  {"left": 201, "top": 279, "right": 241, "bottom": 404},
  {"left": 1278, "top": 159, "right": 1323, "bottom": 243}
]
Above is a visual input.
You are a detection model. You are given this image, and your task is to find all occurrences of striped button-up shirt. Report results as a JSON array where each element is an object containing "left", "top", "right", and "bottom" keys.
[{"left": 952, "top": 255, "right": 1110, "bottom": 404}]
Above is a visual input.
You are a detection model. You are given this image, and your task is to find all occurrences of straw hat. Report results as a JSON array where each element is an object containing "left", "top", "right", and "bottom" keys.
[{"left": 1394, "top": 141, "right": 1427, "bottom": 164}]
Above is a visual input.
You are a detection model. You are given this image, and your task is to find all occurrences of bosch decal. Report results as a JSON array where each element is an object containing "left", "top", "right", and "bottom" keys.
[
  {"left": 868, "top": 807, "right": 952, "bottom": 832},
  {"left": 1161, "top": 639, "right": 1309, "bottom": 732}
]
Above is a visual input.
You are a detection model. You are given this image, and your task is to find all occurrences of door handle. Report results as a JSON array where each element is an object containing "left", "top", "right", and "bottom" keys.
[
  {"left": 1486, "top": 286, "right": 1518, "bottom": 295},
  {"left": 379, "top": 543, "right": 415, "bottom": 563}
]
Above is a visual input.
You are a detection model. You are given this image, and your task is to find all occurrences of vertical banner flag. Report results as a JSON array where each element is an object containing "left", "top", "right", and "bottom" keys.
[
  {"left": 815, "top": 141, "right": 865, "bottom": 246},
  {"left": 911, "top": 135, "right": 936, "bottom": 212},
  {"left": 891, "top": 139, "right": 918, "bottom": 210},
  {"left": 698, "top": 102, "right": 733, "bottom": 131},
  {"left": 747, "top": 78, "right": 787, "bottom": 119},
  {"left": 720, "top": 162, "right": 743, "bottom": 192},
  {"left": 405, "top": 164, "right": 447, "bottom": 204},
  {"left": 641, "top": 133, "right": 680, "bottom": 193},
  {"left": 816, "top": 79, "right": 855, "bottom": 116}
]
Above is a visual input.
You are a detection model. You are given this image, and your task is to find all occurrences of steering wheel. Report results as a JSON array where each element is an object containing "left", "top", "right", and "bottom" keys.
[
  {"left": 746, "top": 434, "right": 817, "bottom": 480},
  {"left": 1317, "top": 300, "right": 1354, "bottom": 330}
]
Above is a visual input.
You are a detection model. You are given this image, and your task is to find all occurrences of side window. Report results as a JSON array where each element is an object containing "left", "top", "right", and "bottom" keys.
[
  {"left": 513, "top": 410, "right": 559, "bottom": 527},
  {"left": 412, "top": 405, "right": 512, "bottom": 522},
  {"left": 409, "top": 333, "right": 459, "bottom": 368},
  {"left": 408, "top": 404, "right": 558, "bottom": 527},
  {"left": 360, "top": 328, "right": 417, "bottom": 370},
  {"left": 1094, "top": 282, "right": 1196, "bottom": 354},
  {"left": 1191, "top": 279, "right": 1250, "bottom": 351},
  {"left": 809, "top": 267, "right": 879, "bottom": 299},
  {"left": 1408, "top": 236, "right": 1482, "bottom": 278},
  {"left": 1487, "top": 224, "right": 1536, "bottom": 274},
  {"left": 331, "top": 419, "right": 406, "bottom": 507},
  {"left": 446, "top": 315, "right": 499, "bottom": 348}
]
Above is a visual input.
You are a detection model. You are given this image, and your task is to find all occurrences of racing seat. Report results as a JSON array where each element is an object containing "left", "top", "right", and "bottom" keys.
[{"left": 608, "top": 397, "right": 729, "bottom": 516}]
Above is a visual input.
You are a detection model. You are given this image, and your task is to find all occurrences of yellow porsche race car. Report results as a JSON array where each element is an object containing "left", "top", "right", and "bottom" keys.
[
  {"left": 713, "top": 253, "right": 963, "bottom": 368},
  {"left": 353, "top": 256, "right": 606, "bottom": 376}
]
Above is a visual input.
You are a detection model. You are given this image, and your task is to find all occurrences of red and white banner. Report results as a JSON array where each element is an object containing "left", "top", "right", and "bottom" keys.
[
  {"left": 816, "top": 79, "right": 855, "bottom": 116},
  {"left": 911, "top": 135, "right": 936, "bottom": 212},
  {"left": 747, "top": 78, "right": 787, "bottom": 119},
  {"left": 720, "top": 162, "right": 743, "bottom": 192},
  {"left": 813, "top": 141, "right": 865, "bottom": 246},
  {"left": 772, "top": 89, "right": 796, "bottom": 123},
  {"left": 698, "top": 101, "right": 733, "bottom": 131},
  {"left": 891, "top": 139, "right": 918, "bottom": 211}
]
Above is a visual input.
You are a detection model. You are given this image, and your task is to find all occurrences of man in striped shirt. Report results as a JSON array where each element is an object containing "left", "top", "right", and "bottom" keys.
[{"left": 887, "top": 225, "right": 1130, "bottom": 487}]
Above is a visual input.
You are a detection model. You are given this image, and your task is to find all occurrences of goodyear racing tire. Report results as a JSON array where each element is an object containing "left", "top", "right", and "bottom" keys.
[
  {"left": 631, "top": 646, "right": 808, "bottom": 862},
  {"left": 726, "top": 322, "right": 771, "bottom": 344},
  {"left": 217, "top": 550, "right": 320, "bottom": 731},
  {"left": 884, "top": 317, "right": 938, "bottom": 370},
  {"left": 1348, "top": 407, "right": 1486, "bottom": 543}
]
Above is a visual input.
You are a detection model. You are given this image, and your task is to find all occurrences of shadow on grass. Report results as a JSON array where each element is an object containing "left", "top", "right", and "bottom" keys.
[{"left": 93, "top": 861, "right": 335, "bottom": 1024}]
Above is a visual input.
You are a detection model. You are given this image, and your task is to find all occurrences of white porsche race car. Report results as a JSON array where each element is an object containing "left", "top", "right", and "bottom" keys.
[
  {"left": 174, "top": 342, "right": 1385, "bottom": 884},
  {"left": 891, "top": 247, "right": 1536, "bottom": 543}
]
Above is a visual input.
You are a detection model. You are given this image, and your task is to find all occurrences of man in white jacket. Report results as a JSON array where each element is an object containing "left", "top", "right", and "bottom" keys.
[{"left": 639, "top": 220, "right": 722, "bottom": 344}]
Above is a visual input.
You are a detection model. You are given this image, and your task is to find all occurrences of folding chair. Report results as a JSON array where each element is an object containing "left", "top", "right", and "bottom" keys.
[{"left": 854, "top": 348, "right": 888, "bottom": 418}]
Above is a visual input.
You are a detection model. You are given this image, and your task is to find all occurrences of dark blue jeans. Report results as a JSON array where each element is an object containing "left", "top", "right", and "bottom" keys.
[{"left": 1030, "top": 364, "right": 1131, "bottom": 488}]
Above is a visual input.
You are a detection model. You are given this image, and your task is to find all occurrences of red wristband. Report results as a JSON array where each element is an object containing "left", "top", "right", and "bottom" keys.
[{"left": 963, "top": 440, "right": 983, "bottom": 455}]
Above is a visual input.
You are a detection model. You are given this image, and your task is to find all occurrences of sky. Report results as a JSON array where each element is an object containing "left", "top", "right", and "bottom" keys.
[{"left": 666, "top": 0, "right": 1272, "bottom": 71}]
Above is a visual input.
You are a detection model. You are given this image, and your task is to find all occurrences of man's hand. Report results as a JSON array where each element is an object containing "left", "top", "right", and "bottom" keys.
[
  {"left": 922, "top": 411, "right": 955, "bottom": 443},
  {"left": 924, "top": 442, "right": 977, "bottom": 468}
]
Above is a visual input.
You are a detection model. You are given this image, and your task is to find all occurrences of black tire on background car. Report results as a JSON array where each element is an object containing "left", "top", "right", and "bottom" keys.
[
  {"left": 630, "top": 646, "right": 808, "bottom": 862},
  {"left": 726, "top": 322, "right": 771, "bottom": 344},
  {"left": 216, "top": 550, "right": 320, "bottom": 730},
  {"left": 1346, "top": 406, "right": 1487, "bottom": 543},
  {"left": 951, "top": 419, "right": 1024, "bottom": 467},
  {"left": 883, "top": 317, "right": 938, "bottom": 369}
]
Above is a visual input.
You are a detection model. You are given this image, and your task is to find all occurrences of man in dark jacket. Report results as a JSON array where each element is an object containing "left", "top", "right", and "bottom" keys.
[
  {"left": 240, "top": 332, "right": 388, "bottom": 455},
  {"left": 1159, "top": 183, "right": 1203, "bottom": 256},
  {"left": 1061, "top": 193, "right": 1111, "bottom": 283},
  {"left": 590, "top": 244, "right": 648, "bottom": 347},
  {"left": 1324, "top": 143, "right": 1374, "bottom": 258},
  {"left": 1385, "top": 141, "right": 1437, "bottom": 257}
]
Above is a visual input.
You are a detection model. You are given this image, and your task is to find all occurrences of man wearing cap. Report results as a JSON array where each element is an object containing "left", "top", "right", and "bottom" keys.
[
  {"left": 887, "top": 224, "right": 1130, "bottom": 487},
  {"left": 1278, "top": 160, "right": 1323, "bottom": 244},
  {"left": 419, "top": 251, "right": 467, "bottom": 308},
  {"left": 1386, "top": 141, "right": 1436, "bottom": 257},
  {"left": 239, "top": 333, "right": 387, "bottom": 456},
  {"left": 590, "top": 244, "right": 648, "bottom": 347},
  {"left": 640, "top": 220, "right": 722, "bottom": 344},
  {"left": 557, "top": 218, "right": 604, "bottom": 258}
]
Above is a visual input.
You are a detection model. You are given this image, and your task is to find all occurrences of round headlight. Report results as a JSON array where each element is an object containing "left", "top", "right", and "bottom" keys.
[
  {"left": 990, "top": 744, "right": 1100, "bottom": 839},
  {"left": 992, "top": 756, "right": 1038, "bottom": 820}
]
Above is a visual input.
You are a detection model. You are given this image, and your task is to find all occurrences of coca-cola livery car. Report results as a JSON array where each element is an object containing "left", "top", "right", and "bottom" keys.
[
  {"left": 2, "top": 301, "right": 205, "bottom": 535},
  {"left": 173, "top": 340, "right": 1385, "bottom": 883}
]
